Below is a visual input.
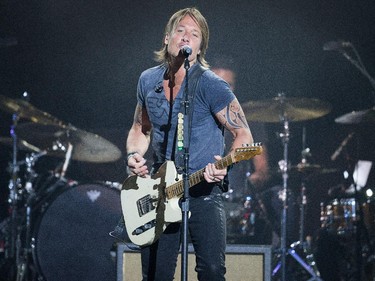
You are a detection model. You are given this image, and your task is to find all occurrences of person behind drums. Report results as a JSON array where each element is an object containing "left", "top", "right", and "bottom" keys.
[
  {"left": 211, "top": 56, "right": 270, "bottom": 191},
  {"left": 125, "top": 7, "right": 253, "bottom": 281},
  {"left": 211, "top": 56, "right": 274, "bottom": 245}
]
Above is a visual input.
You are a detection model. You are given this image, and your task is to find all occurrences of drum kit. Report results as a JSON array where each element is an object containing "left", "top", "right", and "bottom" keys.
[
  {"left": 0, "top": 91, "right": 373, "bottom": 281},
  {"left": 225, "top": 93, "right": 374, "bottom": 280},
  {"left": 0, "top": 94, "right": 123, "bottom": 281}
]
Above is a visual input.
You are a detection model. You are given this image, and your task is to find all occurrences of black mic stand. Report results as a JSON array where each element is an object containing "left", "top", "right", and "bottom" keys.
[
  {"left": 339, "top": 44, "right": 375, "bottom": 94},
  {"left": 180, "top": 56, "right": 191, "bottom": 281}
]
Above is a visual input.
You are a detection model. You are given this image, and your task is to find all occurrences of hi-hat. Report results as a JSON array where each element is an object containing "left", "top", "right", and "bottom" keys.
[
  {"left": 0, "top": 94, "right": 66, "bottom": 126},
  {"left": 16, "top": 123, "right": 122, "bottom": 163},
  {"left": 290, "top": 163, "right": 338, "bottom": 175},
  {"left": 335, "top": 107, "right": 375, "bottom": 124},
  {"left": 242, "top": 96, "right": 332, "bottom": 122},
  {"left": 272, "top": 163, "right": 338, "bottom": 178}
]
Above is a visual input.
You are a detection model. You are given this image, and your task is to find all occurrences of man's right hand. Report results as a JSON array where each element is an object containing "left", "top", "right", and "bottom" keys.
[{"left": 127, "top": 153, "right": 149, "bottom": 177}]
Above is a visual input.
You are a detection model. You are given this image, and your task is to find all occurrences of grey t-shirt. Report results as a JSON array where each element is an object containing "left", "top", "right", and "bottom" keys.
[{"left": 137, "top": 63, "right": 235, "bottom": 174}]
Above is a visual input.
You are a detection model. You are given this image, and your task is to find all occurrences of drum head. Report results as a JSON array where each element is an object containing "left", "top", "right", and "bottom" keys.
[{"left": 34, "top": 183, "right": 121, "bottom": 281}]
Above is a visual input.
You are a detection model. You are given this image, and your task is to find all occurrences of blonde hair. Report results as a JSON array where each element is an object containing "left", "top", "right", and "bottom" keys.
[{"left": 154, "top": 7, "right": 209, "bottom": 68}]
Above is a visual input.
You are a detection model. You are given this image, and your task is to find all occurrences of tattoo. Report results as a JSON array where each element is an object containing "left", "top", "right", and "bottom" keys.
[
  {"left": 135, "top": 105, "right": 143, "bottom": 126},
  {"left": 219, "top": 99, "right": 249, "bottom": 130}
]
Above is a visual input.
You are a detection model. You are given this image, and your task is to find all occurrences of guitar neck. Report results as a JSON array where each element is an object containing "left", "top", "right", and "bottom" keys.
[{"left": 165, "top": 154, "right": 234, "bottom": 199}]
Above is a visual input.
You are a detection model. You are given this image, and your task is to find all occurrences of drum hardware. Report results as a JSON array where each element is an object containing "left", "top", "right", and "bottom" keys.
[
  {"left": 32, "top": 182, "right": 121, "bottom": 281},
  {"left": 325, "top": 40, "right": 375, "bottom": 98},
  {"left": 59, "top": 142, "right": 73, "bottom": 179},
  {"left": 7, "top": 152, "right": 46, "bottom": 281},
  {"left": 103, "top": 181, "right": 123, "bottom": 190},
  {"left": 291, "top": 127, "right": 326, "bottom": 279},
  {"left": 6, "top": 104, "right": 23, "bottom": 268},
  {"left": 223, "top": 160, "right": 272, "bottom": 244},
  {"left": 0, "top": 93, "right": 123, "bottom": 280},
  {"left": 333, "top": 143, "right": 374, "bottom": 280},
  {"left": 320, "top": 197, "right": 358, "bottom": 235},
  {"left": 327, "top": 45, "right": 374, "bottom": 280},
  {"left": 335, "top": 107, "right": 375, "bottom": 125},
  {"left": 241, "top": 96, "right": 332, "bottom": 123},
  {"left": 0, "top": 137, "right": 41, "bottom": 153},
  {"left": 0, "top": 93, "right": 68, "bottom": 126},
  {"left": 289, "top": 163, "right": 339, "bottom": 176},
  {"left": 290, "top": 169, "right": 324, "bottom": 279},
  {"left": 0, "top": 94, "right": 122, "bottom": 164},
  {"left": 16, "top": 122, "right": 122, "bottom": 163},
  {"left": 319, "top": 137, "right": 374, "bottom": 278},
  {"left": 249, "top": 93, "right": 331, "bottom": 281},
  {"left": 0, "top": 94, "right": 38, "bottom": 280}
]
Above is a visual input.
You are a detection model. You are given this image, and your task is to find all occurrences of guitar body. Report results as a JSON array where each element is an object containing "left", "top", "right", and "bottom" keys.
[{"left": 121, "top": 161, "right": 182, "bottom": 246}]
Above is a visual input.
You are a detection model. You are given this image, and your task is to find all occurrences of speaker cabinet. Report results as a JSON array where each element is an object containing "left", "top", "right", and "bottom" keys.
[{"left": 117, "top": 243, "right": 272, "bottom": 281}]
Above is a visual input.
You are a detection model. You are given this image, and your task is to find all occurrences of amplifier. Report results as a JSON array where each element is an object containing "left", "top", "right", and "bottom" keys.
[{"left": 117, "top": 243, "right": 272, "bottom": 281}]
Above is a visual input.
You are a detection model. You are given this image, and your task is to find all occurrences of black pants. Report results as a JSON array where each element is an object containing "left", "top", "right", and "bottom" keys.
[{"left": 141, "top": 186, "right": 227, "bottom": 281}]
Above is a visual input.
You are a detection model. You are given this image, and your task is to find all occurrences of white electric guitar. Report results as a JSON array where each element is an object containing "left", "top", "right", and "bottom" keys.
[{"left": 120, "top": 144, "right": 262, "bottom": 246}]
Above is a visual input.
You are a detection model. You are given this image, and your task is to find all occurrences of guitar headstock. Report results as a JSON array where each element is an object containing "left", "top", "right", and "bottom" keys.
[{"left": 232, "top": 142, "right": 263, "bottom": 163}]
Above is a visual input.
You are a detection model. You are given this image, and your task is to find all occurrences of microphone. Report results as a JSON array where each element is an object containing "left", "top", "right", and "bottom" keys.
[
  {"left": 181, "top": 45, "right": 192, "bottom": 57},
  {"left": 323, "top": 40, "right": 351, "bottom": 51},
  {"left": 330, "top": 132, "right": 354, "bottom": 161}
]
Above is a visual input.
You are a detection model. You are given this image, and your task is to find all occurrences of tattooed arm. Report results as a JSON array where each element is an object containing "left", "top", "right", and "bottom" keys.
[
  {"left": 216, "top": 97, "right": 253, "bottom": 154},
  {"left": 216, "top": 98, "right": 271, "bottom": 190},
  {"left": 203, "top": 97, "right": 253, "bottom": 183},
  {"left": 126, "top": 104, "right": 152, "bottom": 177}
]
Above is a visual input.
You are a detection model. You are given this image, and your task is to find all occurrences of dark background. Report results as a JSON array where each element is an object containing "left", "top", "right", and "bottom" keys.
[{"left": 1, "top": 0, "right": 374, "bottom": 237}]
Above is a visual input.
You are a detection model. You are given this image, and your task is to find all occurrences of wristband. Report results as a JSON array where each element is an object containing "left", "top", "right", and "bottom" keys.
[{"left": 126, "top": 151, "right": 139, "bottom": 161}]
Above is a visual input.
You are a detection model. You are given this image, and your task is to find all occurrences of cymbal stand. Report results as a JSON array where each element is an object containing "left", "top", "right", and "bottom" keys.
[
  {"left": 291, "top": 175, "right": 322, "bottom": 278},
  {"left": 16, "top": 151, "right": 46, "bottom": 281},
  {"left": 1, "top": 111, "right": 22, "bottom": 280},
  {"left": 294, "top": 132, "right": 321, "bottom": 276},
  {"left": 299, "top": 126, "right": 309, "bottom": 244},
  {"left": 278, "top": 115, "right": 289, "bottom": 281},
  {"left": 8, "top": 112, "right": 20, "bottom": 261},
  {"left": 15, "top": 147, "right": 60, "bottom": 281},
  {"left": 272, "top": 94, "right": 322, "bottom": 281}
]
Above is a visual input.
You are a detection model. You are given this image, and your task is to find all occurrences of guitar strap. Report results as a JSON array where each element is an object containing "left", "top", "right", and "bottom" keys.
[{"left": 174, "top": 64, "right": 207, "bottom": 174}]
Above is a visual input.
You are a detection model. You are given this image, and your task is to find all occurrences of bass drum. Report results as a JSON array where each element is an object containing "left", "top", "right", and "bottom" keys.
[{"left": 33, "top": 182, "right": 122, "bottom": 281}]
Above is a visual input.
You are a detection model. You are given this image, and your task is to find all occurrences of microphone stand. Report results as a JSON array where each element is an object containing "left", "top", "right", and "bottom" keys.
[
  {"left": 339, "top": 44, "right": 375, "bottom": 98},
  {"left": 180, "top": 56, "right": 190, "bottom": 281}
]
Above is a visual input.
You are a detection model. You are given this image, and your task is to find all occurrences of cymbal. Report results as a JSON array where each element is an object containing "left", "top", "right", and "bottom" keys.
[
  {"left": 290, "top": 163, "right": 338, "bottom": 175},
  {"left": 272, "top": 163, "right": 338, "bottom": 178},
  {"left": 242, "top": 97, "right": 332, "bottom": 122},
  {"left": 16, "top": 123, "right": 122, "bottom": 163},
  {"left": 0, "top": 94, "right": 66, "bottom": 126},
  {"left": 0, "top": 137, "right": 41, "bottom": 152},
  {"left": 335, "top": 107, "right": 375, "bottom": 124}
]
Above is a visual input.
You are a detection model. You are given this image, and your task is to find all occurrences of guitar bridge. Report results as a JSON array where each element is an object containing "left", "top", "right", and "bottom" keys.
[{"left": 137, "top": 194, "right": 156, "bottom": 217}]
